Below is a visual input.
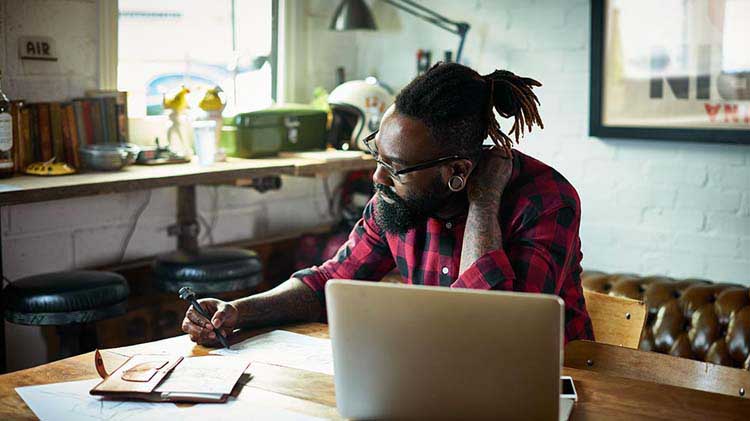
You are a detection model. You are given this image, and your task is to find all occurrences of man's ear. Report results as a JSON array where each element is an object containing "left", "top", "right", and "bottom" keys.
[{"left": 449, "top": 159, "right": 475, "bottom": 179}]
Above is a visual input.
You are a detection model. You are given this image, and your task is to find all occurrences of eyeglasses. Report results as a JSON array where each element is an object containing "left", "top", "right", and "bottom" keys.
[{"left": 363, "top": 131, "right": 472, "bottom": 183}]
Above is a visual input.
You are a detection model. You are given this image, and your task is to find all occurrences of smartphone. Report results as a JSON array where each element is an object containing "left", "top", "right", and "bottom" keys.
[{"left": 561, "top": 376, "right": 578, "bottom": 401}]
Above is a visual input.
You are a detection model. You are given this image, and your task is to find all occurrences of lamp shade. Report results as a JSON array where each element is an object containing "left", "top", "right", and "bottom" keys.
[{"left": 329, "top": 0, "right": 377, "bottom": 31}]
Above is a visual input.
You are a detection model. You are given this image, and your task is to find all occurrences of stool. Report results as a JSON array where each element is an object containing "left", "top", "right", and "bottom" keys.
[
  {"left": 152, "top": 247, "right": 263, "bottom": 295},
  {"left": 2, "top": 270, "right": 130, "bottom": 358}
]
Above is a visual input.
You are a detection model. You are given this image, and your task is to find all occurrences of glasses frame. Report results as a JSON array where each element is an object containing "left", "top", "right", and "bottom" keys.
[{"left": 363, "top": 131, "right": 475, "bottom": 182}]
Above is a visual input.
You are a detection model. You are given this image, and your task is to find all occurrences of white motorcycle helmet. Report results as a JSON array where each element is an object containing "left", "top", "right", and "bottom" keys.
[{"left": 327, "top": 79, "right": 394, "bottom": 151}]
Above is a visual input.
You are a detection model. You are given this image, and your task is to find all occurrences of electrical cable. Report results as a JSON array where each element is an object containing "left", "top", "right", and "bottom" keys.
[
  {"left": 118, "top": 190, "right": 152, "bottom": 264},
  {"left": 198, "top": 186, "right": 219, "bottom": 245},
  {"left": 197, "top": 214, "right": 214, "bottom": 245}
]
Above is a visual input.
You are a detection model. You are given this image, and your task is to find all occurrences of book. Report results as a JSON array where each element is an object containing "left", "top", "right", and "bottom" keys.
[
  {"left": 37, "top": 103, "right": 53, "bottom": 161},
  {"left": 63, "top": 103, "right": 81, "bottom": 168},
  {"left": 81, "top": 100, "right": 95, "bottom": 145},
  {"left": 61, "top": 103, "right": 73, "bottom": 166},
  {"left": 89, "top": 350, "right": 250, "bottom": 403},
  {"left": 104, "top": 97, "right": 117, "bottom": 144},
  {"left": 115, "top": 92, "right": 128, "bottom": 143},
  {"left": 50, "top": 102, "right": 65, "bottom": 162},
  {"left": 10, "top": 100, "right": 24, "bottom": 173},
  {"left": 86, "top": 90, "right": 128, "bottom": 143},
  {"left": 18, "top": 106, "right": 32, "bottom": 171},
  {"left": 72, "top": 100, "right": 88, "bottom": 145},
  {"left": 89, "top": 99, "right": 104, "bottom": 144},
  {"left": 29, "top": 105, "right": 41, "bottom": 161}
]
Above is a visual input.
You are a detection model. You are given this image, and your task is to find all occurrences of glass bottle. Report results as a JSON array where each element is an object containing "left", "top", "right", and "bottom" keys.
[{"left": 0, "top": 70, "right": 13, "bottom": 178}]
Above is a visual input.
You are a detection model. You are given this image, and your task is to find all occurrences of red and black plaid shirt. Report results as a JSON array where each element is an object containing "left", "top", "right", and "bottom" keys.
[{"left": 294, "top": 150, "right": 593, "bottom": 343}]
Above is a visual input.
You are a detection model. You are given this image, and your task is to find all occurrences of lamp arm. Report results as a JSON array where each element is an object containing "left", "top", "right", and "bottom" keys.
[
  {"left": 455, "top": 24, "right": 468, "bottom": 62},
  {"left": 382, "top": 0, "right": 458, "bottom": 33},
  {"left": 387, "top": 0, "right": 462, "bottom": 27},
  {"left": 381, "top": 0, "right": 470, "bottom": 62}
]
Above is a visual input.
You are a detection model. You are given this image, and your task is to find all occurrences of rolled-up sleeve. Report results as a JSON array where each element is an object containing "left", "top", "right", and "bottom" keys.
[
  {"left": 292, "top": 198, "right": 395, "bottom": 304},
  {"left": 451, "top": 204, "right": 593, "bottom": 343}
]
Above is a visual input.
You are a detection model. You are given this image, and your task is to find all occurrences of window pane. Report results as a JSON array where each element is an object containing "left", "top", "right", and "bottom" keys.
[
  {"left": 118, "top": 0, "right": 273, "bottom": 117},
  {"left": 723, "top": 0, "right": 750, "bottom": 73}
]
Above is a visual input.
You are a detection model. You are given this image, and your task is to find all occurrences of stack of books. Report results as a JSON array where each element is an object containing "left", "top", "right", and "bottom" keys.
[{"left": 11, "top": 90, "right": 128, "bottom": 172}]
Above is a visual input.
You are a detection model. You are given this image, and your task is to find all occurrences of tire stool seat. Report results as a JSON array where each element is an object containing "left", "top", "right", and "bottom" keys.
[
  {"left": 152, "top": 247, "right": 263, "bottom": 295},
  {"left": 3, "top": 270, "right": 129, "bottom": 325}
]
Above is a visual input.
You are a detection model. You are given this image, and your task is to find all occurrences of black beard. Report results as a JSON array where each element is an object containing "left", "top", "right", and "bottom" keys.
[{"left": 374, "top": 179, "right": 447, "bottom": 235}]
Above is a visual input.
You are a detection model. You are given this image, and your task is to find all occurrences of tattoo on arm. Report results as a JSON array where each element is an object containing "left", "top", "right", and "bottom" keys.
[
  {"left": 459, "top": 202, "right": 503, "bottom": 275},
  {"left": 231, "top": 278, "right": 323, "bottom": 329}
]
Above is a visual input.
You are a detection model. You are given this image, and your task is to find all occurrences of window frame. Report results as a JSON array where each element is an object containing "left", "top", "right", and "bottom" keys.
[{"left": 100, "top": 0, "right": 280, "bottom": 116}]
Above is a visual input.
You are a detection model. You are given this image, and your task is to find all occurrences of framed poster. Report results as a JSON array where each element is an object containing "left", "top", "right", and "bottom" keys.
[{"left": 590, "top": 0, "right": 750, "bottom": 143}]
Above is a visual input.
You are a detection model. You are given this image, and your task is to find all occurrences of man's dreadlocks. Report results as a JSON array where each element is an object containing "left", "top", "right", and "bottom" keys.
[{"left": 394, "top": 62, "right": 544, "bottom": 157}]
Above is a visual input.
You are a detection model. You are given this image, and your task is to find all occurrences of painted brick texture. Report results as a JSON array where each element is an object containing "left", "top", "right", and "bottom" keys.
[{"left": 354, "top": 0, "right": 749, "bottom": 284}]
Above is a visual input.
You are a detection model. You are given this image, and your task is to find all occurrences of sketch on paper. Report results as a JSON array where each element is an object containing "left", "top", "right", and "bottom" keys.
[
  {"left": 211, "top": 330, "right": 334, "bottom": 375},
  {"left": 16, "top": 378, "right": 326, "bottom": 421},
  {"left": 154, "top": 355, "right": 250, "bottom": 395},
  {"left": 16, "top": 379, "right": 180, "bottom": 421}
]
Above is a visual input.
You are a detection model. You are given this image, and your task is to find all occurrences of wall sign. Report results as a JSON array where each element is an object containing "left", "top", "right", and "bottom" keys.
[
  {"left": 18, "top": 36, "right": 58, "bottom": 61},
  {"left": 590, "top": 0, "right": 750, "bottom": 144}
]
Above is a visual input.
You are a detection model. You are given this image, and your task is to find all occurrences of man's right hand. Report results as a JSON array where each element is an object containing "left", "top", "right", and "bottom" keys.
[{"left": 181, "top": 298, "right": 239, "bottom": 346}]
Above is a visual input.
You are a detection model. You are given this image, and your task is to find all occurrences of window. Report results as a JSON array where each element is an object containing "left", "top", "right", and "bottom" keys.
[
  {"left": 722, "top": 0, "right": 750, "bottom": 73},
  {"left": 117, "top": 0, "right": 277, "bottom": 118}
]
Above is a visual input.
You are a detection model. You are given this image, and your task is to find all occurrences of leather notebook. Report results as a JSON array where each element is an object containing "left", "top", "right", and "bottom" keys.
[{"left": 90, "top": 350, "right": 251, "bottom": 403}]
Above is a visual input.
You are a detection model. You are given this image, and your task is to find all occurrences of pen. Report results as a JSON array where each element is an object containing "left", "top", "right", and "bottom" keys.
[{"left": 178, "top": 286, "right": 230, "bottom": 348}]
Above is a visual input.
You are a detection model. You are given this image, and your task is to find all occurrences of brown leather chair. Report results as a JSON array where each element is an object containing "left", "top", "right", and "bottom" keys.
[{"left": 582, "top": 271, "right": 750, "bottom": 369}]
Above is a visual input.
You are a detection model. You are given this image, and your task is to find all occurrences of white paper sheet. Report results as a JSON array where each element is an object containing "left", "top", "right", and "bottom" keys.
[
  {"left": 154, "top": 355, "right": 250, "bottom": 395},
  {"left": 210, "top": 330, "right": 334, "bottom": 375},
  {"left": 16, "top": 379, "right": 180, "bottom": 421},
  {"left": 16, "top": 379, "right": 325, "bottom": 421}
]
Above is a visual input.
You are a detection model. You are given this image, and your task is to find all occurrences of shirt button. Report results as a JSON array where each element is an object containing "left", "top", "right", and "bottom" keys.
[
  {"left": 441, "top": 267, "right": 449, "bottom": 275},
  {"left": 445, "top": 222, "right": 453, "bottom": 229}
]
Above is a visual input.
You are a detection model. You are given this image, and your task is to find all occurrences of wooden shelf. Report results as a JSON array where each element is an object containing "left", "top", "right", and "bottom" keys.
[{"left": 0, "top": 151, "right": 376, "bottom": 206}]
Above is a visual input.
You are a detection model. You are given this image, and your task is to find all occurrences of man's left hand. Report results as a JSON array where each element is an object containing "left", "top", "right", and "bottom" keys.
[{"left": 465, "top": 146, "right": 513, "bottom": 207}]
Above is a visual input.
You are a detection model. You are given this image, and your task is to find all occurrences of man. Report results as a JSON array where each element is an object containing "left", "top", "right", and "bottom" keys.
[{"left": 182, "top": 63, "right": 593, "bottom": 345}]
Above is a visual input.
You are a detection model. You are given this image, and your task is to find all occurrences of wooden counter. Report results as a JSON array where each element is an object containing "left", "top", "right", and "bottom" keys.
[{"left": 0, "top": 150, "right": 375, "bottom": 205}]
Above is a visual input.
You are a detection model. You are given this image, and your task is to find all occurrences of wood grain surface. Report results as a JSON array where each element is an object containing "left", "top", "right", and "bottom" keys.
[
  {"left": 583, "top": 289, "right": 647, "bottom": 348},
  {"left": 0, "top": 151, "right": 376, "bottom": 205},
  {"left": 2, "top": 323, "right": 749, "bottom": 420},
  {"left": 565, "top": 339, "right": 750, "bottom": 401}
]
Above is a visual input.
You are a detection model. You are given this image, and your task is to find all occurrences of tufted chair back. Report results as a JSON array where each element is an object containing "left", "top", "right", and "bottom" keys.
[{"left": 581, "top": 271, "right": 750, "bottom": 369}]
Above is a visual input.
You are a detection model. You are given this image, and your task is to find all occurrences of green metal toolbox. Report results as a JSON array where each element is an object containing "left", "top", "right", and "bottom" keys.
[{"left": 220, "top": 104, "right": 328, "bottom": 158}]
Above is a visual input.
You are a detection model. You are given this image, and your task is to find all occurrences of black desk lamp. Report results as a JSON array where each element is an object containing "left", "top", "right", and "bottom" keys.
[{"left": 330, "top": 0, "right": 471, "bottom": 62}]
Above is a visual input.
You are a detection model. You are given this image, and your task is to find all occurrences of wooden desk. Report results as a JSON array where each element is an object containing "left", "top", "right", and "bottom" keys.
[{"left": 2, "top": 323, "right": 749, "bottom": 420}]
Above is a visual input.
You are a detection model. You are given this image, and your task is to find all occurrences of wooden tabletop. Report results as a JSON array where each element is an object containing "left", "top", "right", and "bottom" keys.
[
  {"left": 0, "top": 150, "right": 375, "bottom": 205},
  {"left": 1, "top": 323, "right": 749, "bottom": 420}
]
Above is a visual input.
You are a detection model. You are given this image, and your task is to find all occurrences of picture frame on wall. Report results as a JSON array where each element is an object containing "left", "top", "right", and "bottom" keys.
[{"left": 589, "top": 0, "right": 750, "bottom": 144}]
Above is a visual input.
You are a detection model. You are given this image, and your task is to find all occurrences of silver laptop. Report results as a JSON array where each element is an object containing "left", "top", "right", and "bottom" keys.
[{"left": 325, "top": 279, "right": 566, "bottom": 420}]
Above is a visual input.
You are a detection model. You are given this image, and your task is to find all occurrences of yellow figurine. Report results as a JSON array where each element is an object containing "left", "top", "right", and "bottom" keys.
[
  {"left": 163, "top": 86, "right": 190, "bottom": 112},
  {"left": 199, "top": 86, "right": 225, "bottom": 111},
  {"left": 199, "top": 86, "right": 227, "bottom": 162},
  {"left": 163, "top": 86, "right": 192, "bottom": 158}
]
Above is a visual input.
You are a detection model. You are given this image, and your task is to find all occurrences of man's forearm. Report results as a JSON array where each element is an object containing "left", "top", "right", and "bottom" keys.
[
  {"left": 230, "top": 278, "right": 323, "bottom": 329},
  {"left": 459, "top": 202, "right": 503, "bottom": 275}
]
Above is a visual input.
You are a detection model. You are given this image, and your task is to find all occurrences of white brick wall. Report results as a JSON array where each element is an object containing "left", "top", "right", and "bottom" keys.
[
  {"left": 1, "top": 0, "right": 351, "bottom": 283},
  {"left": 3, "top": 0, "right": 98, "bottom": 102},
  {"left": 1, "top": 175, "right": 343, "bottom": 281},
  {"left": 1, "top": 0, "right": 352, "bottom": 370},
  {"left": 353, "top": 0, "right": 750, "bottom": 284}
]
